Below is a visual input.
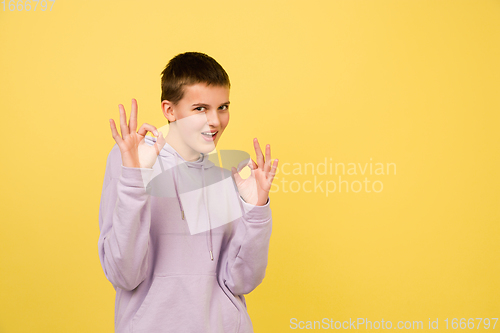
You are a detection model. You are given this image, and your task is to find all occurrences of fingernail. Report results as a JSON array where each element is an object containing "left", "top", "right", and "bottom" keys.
[{"left": 154, "top": 130, "right": 159, "bottom": 136}]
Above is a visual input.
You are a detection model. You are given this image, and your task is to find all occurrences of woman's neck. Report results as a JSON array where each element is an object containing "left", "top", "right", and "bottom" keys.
[{"left": 164, "top": 130, "right": 202, "bottom": 162}]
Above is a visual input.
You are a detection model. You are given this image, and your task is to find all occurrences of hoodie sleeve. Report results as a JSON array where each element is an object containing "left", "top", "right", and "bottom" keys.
[
  {"left": 98, "top": 146, "right": 154, "bottom": 291},
  {"left": 222, "top": 197, "right": 272, "bottom": 295}
]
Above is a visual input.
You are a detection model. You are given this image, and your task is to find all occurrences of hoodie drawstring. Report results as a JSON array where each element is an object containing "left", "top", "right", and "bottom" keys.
[
  {"left": 201, "top": 165, "right": 214, "bottom": 261},
  {"left": 172, "top": 154, "right": 186, "bottom": 220},
  {"left": 159, "top": 155, "right": 185, "bottom": 220},
  {"left": 158, "top": 148, "right": 213, "bottom": 261}
]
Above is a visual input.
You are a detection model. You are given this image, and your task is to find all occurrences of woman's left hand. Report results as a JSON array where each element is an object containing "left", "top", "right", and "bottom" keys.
[{"left": 231, "top": 138, "right": 279, "bottom": 206}]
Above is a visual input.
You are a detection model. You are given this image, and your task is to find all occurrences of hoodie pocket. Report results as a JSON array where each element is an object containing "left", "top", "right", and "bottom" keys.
[{"left": 131, "top": 275, "right": 240, "bottom": 333}]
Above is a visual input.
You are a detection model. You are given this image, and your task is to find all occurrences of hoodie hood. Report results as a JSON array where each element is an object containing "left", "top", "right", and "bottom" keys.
[
  {"left": 144, "top": 135, "right": 242, "bottom": 261},
  {"left": 144, "top": 134, "right": 215, "bottom": 167}
]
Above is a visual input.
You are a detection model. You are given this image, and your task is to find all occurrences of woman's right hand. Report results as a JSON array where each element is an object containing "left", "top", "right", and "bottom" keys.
[{"left": 109, "top": 98, "right": 166, "bottom": 169}]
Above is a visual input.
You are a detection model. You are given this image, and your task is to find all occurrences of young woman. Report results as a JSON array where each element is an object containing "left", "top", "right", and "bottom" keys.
[{"left": 98, "top": 52, "right": 278, "bottom": 332}]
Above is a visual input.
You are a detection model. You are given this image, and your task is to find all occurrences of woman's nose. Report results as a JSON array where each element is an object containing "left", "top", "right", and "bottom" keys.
[{"left": 205, "top": 110, "right": 220, "bottom": 127}]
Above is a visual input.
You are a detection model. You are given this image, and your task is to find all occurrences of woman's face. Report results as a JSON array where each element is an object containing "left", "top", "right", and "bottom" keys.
[{"left": 164, "top": 83, "right": 230, "bottom": 160}]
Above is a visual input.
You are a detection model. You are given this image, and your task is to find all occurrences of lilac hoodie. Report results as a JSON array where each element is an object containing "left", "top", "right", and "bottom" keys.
[{"left": 98, "top": 135, "right": 273, "bottom": 333}]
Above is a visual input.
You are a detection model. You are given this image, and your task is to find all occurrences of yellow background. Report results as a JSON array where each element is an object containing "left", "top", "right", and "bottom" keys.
[{"left": 1, "top": 0, "right": 499, "bottom": 332}]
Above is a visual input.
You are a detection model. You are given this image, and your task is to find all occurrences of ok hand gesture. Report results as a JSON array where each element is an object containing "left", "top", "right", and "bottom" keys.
[
  {"left": 109, "top": 99, "right": 166, "bottom": 169},
  {"left": 231, "top": 138, "right": 279, "bottom": 206}
]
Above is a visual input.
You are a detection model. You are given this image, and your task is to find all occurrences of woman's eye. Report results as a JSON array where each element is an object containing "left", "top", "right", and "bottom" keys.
[
  {"left": 195, "top": 107, "right": 206, "bottom": 112},
  {"left": 219, "top": 105, "right": 229, "bottom": 111}
]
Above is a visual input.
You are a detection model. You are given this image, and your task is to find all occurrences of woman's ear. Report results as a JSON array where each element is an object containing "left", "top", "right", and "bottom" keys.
[{"left": 161, "top": 100, "right": 176, "bottom": 122}]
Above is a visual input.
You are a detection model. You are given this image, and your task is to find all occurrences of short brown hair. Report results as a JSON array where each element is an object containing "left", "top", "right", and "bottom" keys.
[{"left": 161, "top": 52, "right": 230, "bottom": 123}]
